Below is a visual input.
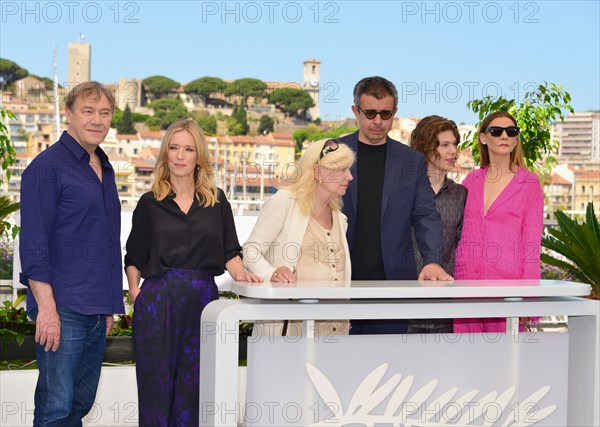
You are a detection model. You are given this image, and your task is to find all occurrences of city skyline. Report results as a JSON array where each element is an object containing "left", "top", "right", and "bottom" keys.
[{"left": 1, "top": 1, "right": 599, "bottom": 123}]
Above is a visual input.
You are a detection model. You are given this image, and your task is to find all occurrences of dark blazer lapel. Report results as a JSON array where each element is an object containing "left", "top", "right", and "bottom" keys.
[
  {"left": 345, "top": 133, "right": 359, "bottom": 219},
  {"left": 381, "top": 136, "right": 401, "bottom": 219}
]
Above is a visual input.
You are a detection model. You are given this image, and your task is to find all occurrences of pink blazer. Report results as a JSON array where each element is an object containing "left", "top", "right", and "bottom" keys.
[{"left": 454, "top": 167, "right": 544, "bottom": 280}]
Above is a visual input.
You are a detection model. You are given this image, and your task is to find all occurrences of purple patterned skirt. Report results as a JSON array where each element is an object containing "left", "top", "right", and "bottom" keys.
[{"left": 133, "top": 268, "right": 218, "bottom": 427}]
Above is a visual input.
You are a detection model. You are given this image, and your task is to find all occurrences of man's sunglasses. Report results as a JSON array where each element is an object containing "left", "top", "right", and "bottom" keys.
[
  {"left": 357, "top": 106, "right": 394, "bottom": 121},
  {"left": 485, "top": 126, "right": 520, "bottom": 137},
  {"left": 319, "top": 139, "right": 340, "bottom": 160}
]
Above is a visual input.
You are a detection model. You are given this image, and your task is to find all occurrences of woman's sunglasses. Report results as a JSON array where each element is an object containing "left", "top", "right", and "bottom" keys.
[
  {"left": 320, "top": 139, "right": 340, "bottom": 160},
  {"left": 357, "top": 106, "right": 394, "bottom": 121},
  {"left": 485, "top": 126, "right": 520, "bottom": 137}
]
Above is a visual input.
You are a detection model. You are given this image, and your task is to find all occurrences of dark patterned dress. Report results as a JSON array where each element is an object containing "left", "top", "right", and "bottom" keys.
[
  {"left": 409, "top": 178, "right": 467, "bottom": 334},
  {"left": 125, "top": 190, "right": 241, "bottom": 427}
]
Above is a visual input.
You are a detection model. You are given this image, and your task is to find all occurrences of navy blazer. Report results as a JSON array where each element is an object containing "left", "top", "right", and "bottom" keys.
[{"left": 340, "top": 131, "right": 444, "bottom": 279}]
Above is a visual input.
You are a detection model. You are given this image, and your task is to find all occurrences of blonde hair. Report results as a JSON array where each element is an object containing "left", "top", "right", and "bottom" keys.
[
  {"left": 286, "top": 139, "right": 355, "bottom": 215},
  {"left": 152, "top": 119, "right": 219, "bottom": 207}
]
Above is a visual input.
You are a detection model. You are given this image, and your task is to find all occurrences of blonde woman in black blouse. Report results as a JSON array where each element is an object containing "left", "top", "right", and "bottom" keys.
[{"left": 124, "top": 119, "right": 260, "bottom": 427}]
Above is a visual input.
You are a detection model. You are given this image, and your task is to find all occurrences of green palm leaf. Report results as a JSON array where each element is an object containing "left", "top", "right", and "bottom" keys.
[
  {"left": 0, "top": 196, "right": 20, "bottom": 237},
  {"left": 542, "top": 202, "right": 600, "bottom": 299}
]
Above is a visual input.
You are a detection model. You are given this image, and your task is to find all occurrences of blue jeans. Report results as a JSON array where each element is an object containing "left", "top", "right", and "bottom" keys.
[{"left": 32, "top": 305, "right": 106, "bottom": 427}]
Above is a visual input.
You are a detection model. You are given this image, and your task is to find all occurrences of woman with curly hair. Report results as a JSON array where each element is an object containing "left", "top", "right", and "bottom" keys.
[{"left": 409, "top": 115, "right": 467, "bottom": 333}]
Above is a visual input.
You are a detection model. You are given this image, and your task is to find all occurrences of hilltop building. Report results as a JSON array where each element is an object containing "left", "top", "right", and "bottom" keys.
[{"left": 67, "top": 42, "right": 91, "bottom": 85}]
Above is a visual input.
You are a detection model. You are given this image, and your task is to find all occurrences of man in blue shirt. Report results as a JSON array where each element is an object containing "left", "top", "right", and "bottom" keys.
[{"left": 20, "top": 81, "right": 125, "bottom": 426}]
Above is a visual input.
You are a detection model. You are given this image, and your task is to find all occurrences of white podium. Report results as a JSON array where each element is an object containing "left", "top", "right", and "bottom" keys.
[{"left": 199, "top": 280, "right": 598, "bottom": 426}]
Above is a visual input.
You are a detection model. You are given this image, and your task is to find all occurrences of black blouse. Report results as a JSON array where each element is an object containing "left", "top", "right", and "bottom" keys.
[
  {"left": 412, "top": 178, "right": 467, "bottom": 276},
  {"left": 124, "top": 189, "right": 242, "bottom": 278}
]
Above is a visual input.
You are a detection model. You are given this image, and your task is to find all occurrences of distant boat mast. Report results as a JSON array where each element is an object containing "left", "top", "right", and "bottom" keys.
[{"left": 53, "top": 46, "right": 61, "bottom": 142}]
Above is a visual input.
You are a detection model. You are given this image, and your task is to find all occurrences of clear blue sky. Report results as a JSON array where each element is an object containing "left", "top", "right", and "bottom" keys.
[{"left": 1, "top": 0, "right": 598, "bottom": 123}]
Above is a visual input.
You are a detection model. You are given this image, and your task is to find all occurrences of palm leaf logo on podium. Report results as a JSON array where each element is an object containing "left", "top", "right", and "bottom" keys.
[{"left": 306, "top": 362, "right": 556, "bottom": 426}]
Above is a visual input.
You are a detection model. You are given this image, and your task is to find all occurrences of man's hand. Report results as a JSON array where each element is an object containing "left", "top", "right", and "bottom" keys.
[
  {"left": 106, "top": 315, "right": 114, "bottom": 336},
  {"left": 419, "top": 263, "right": 453, "bottom": 281},
  {"left": 35, "top": 306, "right": 61, "bottom": 352},
  {"left": 29, "top": 280, "right": 61, "bottom": 352}
]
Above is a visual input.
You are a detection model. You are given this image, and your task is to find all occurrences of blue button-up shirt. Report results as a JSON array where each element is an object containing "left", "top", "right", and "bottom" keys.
[{"left": 19, "top": 131, "right": 125, "bottom": 315}]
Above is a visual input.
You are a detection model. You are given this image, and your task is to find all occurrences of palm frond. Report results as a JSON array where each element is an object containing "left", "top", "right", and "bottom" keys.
[{"left": 541, "top": 202, "right": 600, "bottom": 298}]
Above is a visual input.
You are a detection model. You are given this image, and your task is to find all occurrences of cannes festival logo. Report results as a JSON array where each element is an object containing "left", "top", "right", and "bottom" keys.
[{"left": 306, "top": 362, "right": 556, "bottom": 426}]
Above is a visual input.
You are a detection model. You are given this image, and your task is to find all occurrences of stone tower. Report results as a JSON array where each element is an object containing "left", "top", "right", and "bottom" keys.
[
  {"left": 303, "top": 58, "right": 321, "bottom": 121},
  {"left": 67, "top": 42, "right": 91, "bottom": 85}
]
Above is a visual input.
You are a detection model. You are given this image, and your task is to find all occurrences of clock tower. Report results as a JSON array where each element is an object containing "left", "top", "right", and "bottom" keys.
[{"left": 302, "top": 58, "right": 321, "bottom": 121}]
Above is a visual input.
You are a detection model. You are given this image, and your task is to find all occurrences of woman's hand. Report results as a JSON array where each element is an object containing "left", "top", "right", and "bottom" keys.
[
  {"left": 129, "top": 287, "right": 141, "bottom": 305},
  {"left": 270, "top": 266, "right": 296, "bottom": 283},
  {"left": 231, "top": 271, "right": 263, "bottom": 283},
  {"left": 226, "top": 256, "right": 262, "bottom": 282}
]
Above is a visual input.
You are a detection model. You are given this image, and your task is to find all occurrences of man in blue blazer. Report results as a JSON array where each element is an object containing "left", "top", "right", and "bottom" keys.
[{"left": 340, "top": 76, "right": 451, "bottom": 333}]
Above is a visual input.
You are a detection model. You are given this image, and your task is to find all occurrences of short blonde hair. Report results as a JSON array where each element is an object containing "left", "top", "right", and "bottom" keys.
[
  {"left": 152, "top": 119, "right": 219, "bottom": 206},
  {"left": 285, "top": 139, "right": 355, "bottom": 215}
]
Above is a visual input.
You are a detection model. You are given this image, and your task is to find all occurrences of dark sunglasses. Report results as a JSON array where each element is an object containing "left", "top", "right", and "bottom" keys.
[
  {"left": 485, "top": 126, "right": 520, "bottom": 137},
  {"left": 357, "top": 106, "right": 394, "bottom": 120},
  {"left": 319, "top": 139, "right": 340, "bottom": 160}
]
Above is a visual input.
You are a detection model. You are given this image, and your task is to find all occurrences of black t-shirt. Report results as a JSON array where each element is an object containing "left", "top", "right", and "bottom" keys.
[
  {"left": 351, "top": 141, "right": 387, "bottom": 280},
  {"left": 124, "top": 189, "right": 242, "bottom": 278}
]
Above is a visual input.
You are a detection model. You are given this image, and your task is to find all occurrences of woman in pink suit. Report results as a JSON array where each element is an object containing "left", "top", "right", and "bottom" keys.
[{"left": 454, "top": 111, "right": 544, "bottom": 333}]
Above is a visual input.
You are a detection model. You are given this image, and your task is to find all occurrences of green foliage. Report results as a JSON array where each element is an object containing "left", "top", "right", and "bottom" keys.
[
  {"left": 540, "top": 263, "right": 575, "bottom": 281},
  {"left": 258, "top": 115, "right": 275, "bottom": 134},
  {"left": 541, "top": 202, "right": 600, "bottom": 299},
  {"left": 192, "top": 112, "right": 218, "bottom": 135},
  {"left": 117, "top": 105, "right": 136, "bottom": 134},
  {"left": 112, "top": 108, "right": 149, "bottom": 128},
  {"left": 228, "top": 103, "right": 249, "bottom": 135},
  {"left": 0, "top": 58, "right": 28, "bottom": 85},
  {"left": 292, "top": 124, "right": 358, "bottom": 153},
  {"left": 185, "top": 76, "right": 226, "bottom": 105},
  {"left": 0, "top": 295, "right": 36, "bottom": 356},
  {"left": 109, "top": 314, "right": 133, "bottom": 336},
  {"left": 269, "top": 88, "right": 315, "bottom": 118},
  {"left": 0, "top": 107, "right": 19, "bottom": 239},
  {"left": 130, "top": 111, "right": 150, "bottom": 123},
  {"left": 147, "top": 97, "right": 190, "bottom": 130},
  {"left": 292, "top": 124, "right": 357, "bottom": 146},
  {"left": 0, "top": 242, "right": 14, "bottom": 280},
  {"left": 142, "top": 75, "right": 180, "bottom": 99},
  {"left": 313, "top": 117, "right": 322, "bottom": 126},
  {"left": 227, "top": 119, "right": 244, "bottom": 136},
  {"left": 464, "top": 82, "right": 574, "bottom": 175},
  {"left": 111, "top": 107, "right": 123, "bottom": 127},
  {"left": 225, "top": 78, "right": 267, "bottom": 107},
  {"left": 0, "top": 107, "right": 17, "bottom": 185},
  {"left": 0, "top": 197, "right": 20, "bottom": 238}
]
